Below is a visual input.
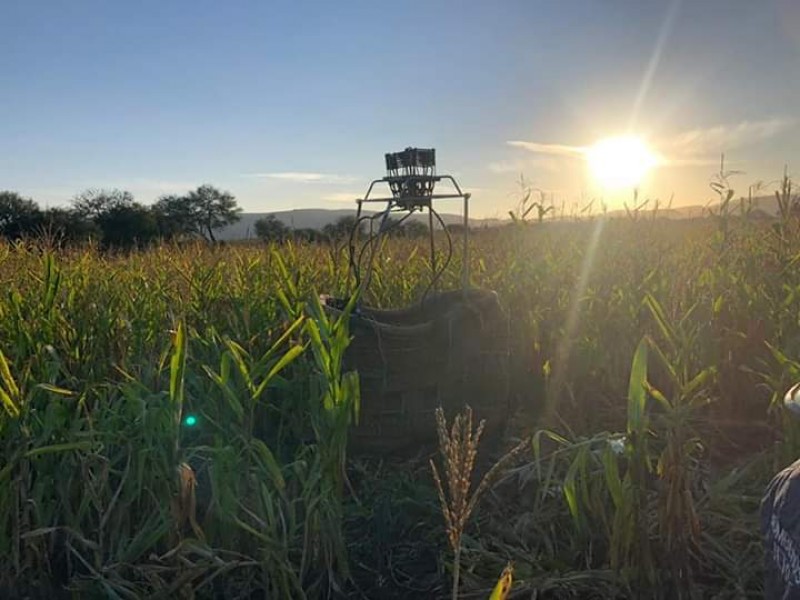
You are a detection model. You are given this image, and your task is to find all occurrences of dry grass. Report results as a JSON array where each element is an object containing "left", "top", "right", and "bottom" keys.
[{"left": 430, "top": 406, "right": 527, "bottom": 599}]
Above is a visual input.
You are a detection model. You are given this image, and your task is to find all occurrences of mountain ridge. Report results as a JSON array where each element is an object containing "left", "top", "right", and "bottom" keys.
[{"left": 216, "top": 195, "right": 792, "bottom": 239}]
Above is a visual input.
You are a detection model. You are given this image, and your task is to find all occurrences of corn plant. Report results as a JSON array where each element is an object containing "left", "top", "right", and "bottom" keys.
[{"left": 0, "top": 181, "right": 796, "bottom": 598}]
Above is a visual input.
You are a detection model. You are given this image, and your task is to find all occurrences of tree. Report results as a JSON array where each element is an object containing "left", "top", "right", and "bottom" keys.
[
  {"left": 254, "top": 214, "right": 289, "bottom": 242},
  {"left": 186, "top": 184, "right": 241, "bottom": 242},
  {"left": 0, "top": 191, "right": 43, "bottom": 239},
  {"left": 70, "top": 189, "right": 159, "bottom": 247},
  {"left": 72, "top": 188, "right": 134, "bottom": 219},
  {"left": 152, "top": 194, "right": 198, "bottom": 240},
  {"left": 401, "top": 220, "right": 429, "bottom": 238},
  {"left": 446, "top": 223, "right": 468, "bottom": 235},
  {"left": 375, "top": 216, "right": 410, "bottom": 237},
  {"left": 97, "top": 203, "right": 158, "bottom": 248},
  {"left": 322, "top": 215, "right": 363, "bottom": 240},
  {"left": 292, "top": 227, "right": 325, "bottom": 243},
  {"left": 41, "top": 207, "right": 99, "bottom": 242}
]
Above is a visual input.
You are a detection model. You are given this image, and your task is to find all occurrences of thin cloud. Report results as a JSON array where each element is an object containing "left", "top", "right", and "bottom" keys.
[
  {"left": 664, "top": 117, "right": 795, "bottom": 157},
  {"left": 506, "top": 117, "right": 794, "bottom": 169},
  {"left": 659, "top": 156, "right": 721, "bottom": 168},
  {"left": 489, "top": 157, "right": 561, "bottom": 174},
  {"left": 247, "top": 172, "right": 357, "bottom": 184},
  {"left": 506, "top": 140, "right": 587, "bottom": 157}
]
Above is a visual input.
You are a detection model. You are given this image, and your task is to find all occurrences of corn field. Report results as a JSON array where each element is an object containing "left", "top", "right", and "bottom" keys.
[{"left": 0, "top": 206, "right": 798, "bottom": 598}]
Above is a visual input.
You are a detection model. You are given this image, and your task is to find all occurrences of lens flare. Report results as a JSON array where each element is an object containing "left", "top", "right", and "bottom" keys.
[{"left": 586, "top": 136, "right": 658, "bottom": 190}]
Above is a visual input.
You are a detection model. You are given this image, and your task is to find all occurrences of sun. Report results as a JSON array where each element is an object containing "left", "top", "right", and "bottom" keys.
[{"left": 586, "top": 136, "right": 658, "bottom": 191}]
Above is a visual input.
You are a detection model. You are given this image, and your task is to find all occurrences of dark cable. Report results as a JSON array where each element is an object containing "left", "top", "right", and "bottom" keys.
[
  {"left": 348, "top": 214, "right": 374, "bottom": 292},
  {"left": 421, "top": 205, "right": 453, "bottom": 303},
  {"left": 356, "top": 209, "right": 418, "bottom": 298}
]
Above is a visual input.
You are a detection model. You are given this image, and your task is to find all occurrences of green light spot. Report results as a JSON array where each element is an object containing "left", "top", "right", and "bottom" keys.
[{"left": 184, "top": 415, "right": 197, "bottom": 427}]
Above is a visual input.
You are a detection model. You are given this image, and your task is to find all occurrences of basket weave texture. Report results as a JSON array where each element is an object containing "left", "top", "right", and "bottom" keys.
[{"left": 325, "top": 289, "right": 511, "bottom": 452}]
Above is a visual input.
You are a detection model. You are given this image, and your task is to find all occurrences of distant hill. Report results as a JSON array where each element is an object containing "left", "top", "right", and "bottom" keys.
[
  {"left": 603, "top": 204, "right": 708, "bottom": 220},
  {"left": 662, "top": 195, "right": 794, "bottom": 219},
  {"left": 738, "top": 194, "right": 792, "bottom": 217},
  {"left": 215, "top": 194, "right": 795, "bottom": 240},
  {"left": 600, "top": 194, "right": 791, "bottom": 220},
  {"left": 215, "top": 208, "right": 503, "bottom": 240}
]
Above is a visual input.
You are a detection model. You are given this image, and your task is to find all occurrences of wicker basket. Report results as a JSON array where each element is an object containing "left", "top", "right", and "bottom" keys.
[{"left": 324, "top": 288, "right": 511, "bottom": 453}]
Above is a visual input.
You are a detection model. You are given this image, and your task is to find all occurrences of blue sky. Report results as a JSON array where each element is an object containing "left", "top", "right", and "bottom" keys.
[{"left": 2, "top": 0, "right": 798, "bottom": 216}]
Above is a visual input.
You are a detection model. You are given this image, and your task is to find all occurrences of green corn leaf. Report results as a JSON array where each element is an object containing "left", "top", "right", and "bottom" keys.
[
  {"left": 602, "top": 445, "right": 624, "bottom": 508},
  {"left": 0, "top": 387, "right": 19, "bottom": 418},
  {"left": 627, "top": 337, "right": 649, "bottom": 436},
  {"left": 563, "top": 445, "right": 588, "bottom": 528},
  {"left": 264, "top": 315, "right": 305, "bottom": 361},
  {"left": 25, "top": 441, "right": 93, "bottom": 458},
  {"left": 169, "top": 321, "right": 187, "bottom": 408},
  {"left": 255, "top": 344, "right": 305, "bottom": 400},
  {"left": 36, "top": 383, "right": 74, "bottom": 397},
  {"left": 224, "top": 339, "right": 254, "bottom": 393},
  {"left": 644, "top": 294, "right": 677, "bottom": 353},
  {"left": 648, "top": 338, "right": 680, "bottom": 389},
  {"left": 0, "top": 347, "right": 20, "bottom": 402},
  {"left": 251, "top": 439, "right": 286, "bottom": 492},
  {"left": 202, "top": 365, "right": 245, "bottom": 421},
  {"left": 686, "top": 366, "right": 716, "bottom": 397},
  {"left": 644, "top": 381, "right": 671, "bottom": 411}
]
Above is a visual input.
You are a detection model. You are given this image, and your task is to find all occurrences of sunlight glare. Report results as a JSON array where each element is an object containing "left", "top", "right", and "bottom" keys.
[{"left": 586, "top": 136, "right": 658, "bottom": 191}]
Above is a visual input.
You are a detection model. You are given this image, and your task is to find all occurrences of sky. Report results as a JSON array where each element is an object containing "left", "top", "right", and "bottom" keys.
[{"left": 1, "top": 0, "right": 799, "bottom": 218}]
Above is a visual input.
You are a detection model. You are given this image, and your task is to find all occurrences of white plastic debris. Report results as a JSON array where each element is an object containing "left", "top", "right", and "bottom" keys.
[{"left": 784, "top": 382, "right": 800, "bottom": 418}]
